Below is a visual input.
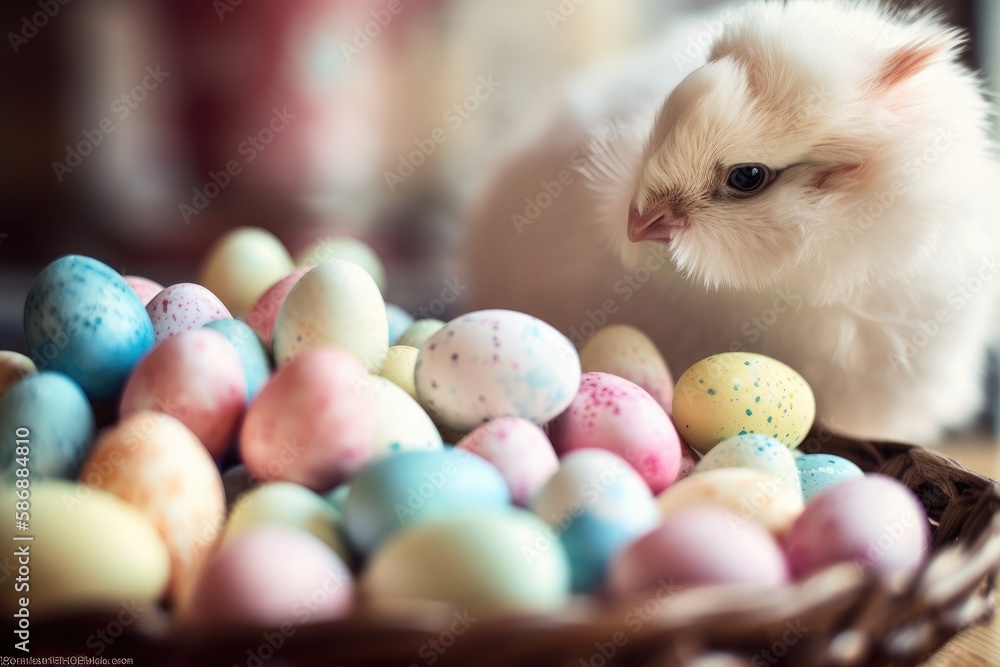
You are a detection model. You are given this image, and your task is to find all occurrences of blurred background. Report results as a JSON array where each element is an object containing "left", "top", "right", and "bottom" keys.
[{"left": 0, "top": 0, "right": 989, "bottom": 354}]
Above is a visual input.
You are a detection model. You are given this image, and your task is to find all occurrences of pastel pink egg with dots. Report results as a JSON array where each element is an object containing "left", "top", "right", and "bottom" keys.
[
  {"left": 549, "top": 372, "right": 682, "bottom": 494},
  {"left": 240, "top": 347, "right": 377, "bottom": 492},
  {"left": 184, "top": 525, "right": 353, "bottom": 629},
  {"left": 245, "top": 267, "right": 309, "bottom": 347},
  {"left": 456, "top": 417, "right": 559, "bottom": 506},
  {"left": 120, "top": 328, "right": 246, "bottom": 459},
  {"left": 146, "top": 283, "right": 232, "bottom": 342},
  {"left": 124, "top": 275, "right": 164, "bottom": 306}
]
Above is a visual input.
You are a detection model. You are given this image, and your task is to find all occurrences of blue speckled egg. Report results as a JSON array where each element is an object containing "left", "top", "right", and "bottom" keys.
[
  {"left": 795, "top": 454, "right": 864, "bottom": 502},
  {"left": 344, "top": 449, "right": 510, "bottom": 555},
  {"left": 385, "top": 304, "right": 414, "bottom": 346},
  {"left": 203, "top": 319, "right": 272, "bottom": 401},
  {"left": 693, "top": 433, "right": 800, "bottom": 489},
  {"left": 531, "top": 449, "right": 659, "bottom": 592},
  {"left": 23, "top": 255, "right": 155, "bottom": 401},
  {"left": 0, "top": 372, "right": 95, "bottom": 480}
]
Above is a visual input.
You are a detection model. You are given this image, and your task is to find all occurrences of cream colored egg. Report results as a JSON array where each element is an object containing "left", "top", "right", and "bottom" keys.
[
  {"left": 656, "top": 467, "right": 803, "bottom": 535},
  {"left": 0, "top": 351, "right": 36, "bottom": 397},
  {"left": 672, "top": 352, "right": 816, "bottom": 455},
  {"left": 1, "top": 481, "right": 169, "bottom": 616},
  {"left": 369, "top": 375, "right": 443, "bottom": 459},
  {"left": 222, "top": 482, "right": 350, "bottom": 563},
  {"left": 378, "top": 345, "right": 419, "bottom": 400},
  {"left": 579, "top": 325, "right": 674, "bottom": 413},
  {"left": 295, "top": 236, "right": 386, "bottom": 292},
  {"left": 395, "top": 319, "right": 445, "bottom": 351},
  {"left": 272, "top": 260, "right": 389, "bottom": 372},
  {"left": 200, "top": 227, "right": 295, "bottom": 318},
  {"left": 78, "top": 411, "right": 226, "bottom": 602}
]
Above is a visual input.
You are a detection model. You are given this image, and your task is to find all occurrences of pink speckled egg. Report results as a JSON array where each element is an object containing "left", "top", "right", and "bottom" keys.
[
  {"left": 579, "top": 325, "right": 674, "bottom": 414},
  {"left": 609, "top": 508, "right": 789, "bottom": 597},
  {"left": 124, "top": 275, "right": 164, "bottom": 306},
  {"left": 245, "top": 267, "right": 309, "bottom": 347},
  {"left": 241, "top": 348, "right": 376, "bottom": 492},
  {"left": 120, "top": 328, "right": 246, "bottom": 458},
  {"left": 456, "top": 417, "right": 559, "bottom": 506},
  {"left": 784, "top": 474, "right": 930, "bottom": 580},
  {"left": 184, "top": 525, "right": 353, "bottom": 629},
  {"left": 549, "top": 372, "right": 682, "bottom": 494},
  {"left": 146, "top": 283, "right": 232, "bottom": 342},
  {"left": 78, "top": 411, "right": 225, "bottom": 602}
]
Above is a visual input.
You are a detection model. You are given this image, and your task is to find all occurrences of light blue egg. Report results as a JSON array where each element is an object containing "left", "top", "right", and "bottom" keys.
[
  {"left": 795, "top": 454, "right": 865, "bottom": 502},
  {"left": 23, "top": 255, "right": 154, "bottom": 401},
  {"left": 0, "top": 372, "right": 95, "bottom": 481},
  {"left": 531, "top": 450, "right": 659, "bottom": 592},
  {"left": 203, "top": 319, "right": 272, "bottom": 401},
  {"left": 344, "top": 449, "right": 510, "bottom": 554},
  {"left": 385, "top": 303, "right": 414, "bottom": 346}
]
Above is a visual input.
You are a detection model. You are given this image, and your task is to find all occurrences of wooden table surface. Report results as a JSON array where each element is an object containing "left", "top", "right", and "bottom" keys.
[{"left": 921, "top": 435, "right": 1000, "bottom": 666}]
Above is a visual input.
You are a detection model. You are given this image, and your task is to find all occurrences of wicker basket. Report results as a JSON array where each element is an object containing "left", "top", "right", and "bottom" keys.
[{"left": 17, "top": 429, "right": 1000, "bottom": 667}]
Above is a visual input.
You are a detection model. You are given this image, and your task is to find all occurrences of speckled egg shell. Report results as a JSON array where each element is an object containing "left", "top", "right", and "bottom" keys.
[
  {"left": 23, "top": 255, "right": 155, "bottom": 401},
  {"left": 580, "top": 325, "right": 674, "bottom": 414},
  {"left": 795, "top": 454, "right": 865, "bottom": 502},
  {"left": 532, "top": 449, "right": 659, "bottom": 592},
  {"left": 370, "top": 375, "right": 443, "bottom": 459},
  {"left": 549, "top": 372, "right": 681, "bottom": 494},
  {"left": 120, "top": 328, "right": 247, "bottom": 459},
  {"left": 245, "top": 267, "right": 309, "bottom": 347},
  {"left": 694, "top": 434, "right": 800, "bottom": 489},
  {"left": 785, "top": 474, "right": 930, "bottom": 580},
  {"left": 295, "top": 235, "right": 386, "bottom": 292},
  {"left": 456, "top": 417, "right": 559, "bottom": 506},
  {"left": 608, "top": 508, "right": 789, "bottom": 597},
  {"left": 363, "top": 511, "right": 570, "bottom": 611},
  {"left": 0, "top": 351, "right": 37, "bottom": 398},
  {"left": 124, "top": 276, "right": 164, "bottom": 306},
  {"left": 672, "top": 352, "right": 816, "bottom": 455},
  {"left": 379, "top": 345, "right": 419, "bottom": 400},
  {"left": 184, "top": 525, "right": 353, "bottom": 629},
  {"left": 203, "top": 319, "right": 272, "bottom": 401},
  {"left": 146, "top": 283, "right": 232, "bottom": 342},
  {"left": 414, "top": 310, "right": 581, "bottom": 432},
  {"left": 395, "top": 319, "right": 445, "bottom": 350},
  {"left": 657, "top": 467, "right": 804, "bottom": 536},
  {"left": 385, "top": 304, "right": 414, "bottom": 345},
  {"left": 240, "top": 348, "right": 377, "bottom": 492},
  {"left": 79, "top": 412, "right": 226, "bottom": 602},
  {"left": 272, "top": 260, "right": 388, "bottom": 372},
  {"left": 199, "top": 227, "right": 296, "bottom": 318},
  {"left": 0, "top": 372, "right": 95, "bottom": 481}
]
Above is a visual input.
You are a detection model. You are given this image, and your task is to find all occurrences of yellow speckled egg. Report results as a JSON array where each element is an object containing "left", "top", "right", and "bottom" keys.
[
  {"left": 580, "top": 325, "right": 674, "bottom": 413},
  {"left": 78, "top": 411, "right": 226, "bottom": 602},
  {"left": 672, "top": 352, "right": 815, "bottom": 455},
  {"left": 200, "top": 227, "right": 296, "bottom": 318},
  {"left": 1, "top": 480, "right": 169, "bottom": 616},
  {"left": 272, "top": 260, "right": 388, "bottom": 372},
  {"left": 0, "top": 351, "right": 36, "bottom": 397},
  {"left": 378, "top": 345, "right": 419, "bottom": 399},
  {"left": 295, "top": 236, "right": 386, "bottom": 292}
]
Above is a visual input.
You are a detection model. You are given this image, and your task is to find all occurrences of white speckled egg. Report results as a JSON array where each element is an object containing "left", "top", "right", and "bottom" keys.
[
  {"left": 657, "top": 467, "right": 803, "bottom": 536},
  {"left": 456, "top": 417, "right": 558, "bottom": 506},
  {"left": 295, "top": 236, "right": 386, "bottom": 292},
  {"left": 146, "top": 283, "right": 232, "bottom": 342},
  {"left": 694, "top": 434, "right": 801, "bottom": 490},
  {"left": 395, "top": 319, "right": 445, "bottom": 350},
  {"left": 580, "top": 325, "right": 674, "bottom": 413},
  {"left": 415, "top": 310, "right": 580, "bottom": 432},
  {"left": 0, "top": 351, "right": 37, "bottom": 397},
  {"left": 124, "top": 276, "right": 164, "bottom": 306},
  {"left": 272, "top": 260, "right": 388, "bottom": 372},
  {"left": 379, "top": 345, "right": 419, "bottom": 400},
  {"left": 200, "top": 227, "right": 296, "bottom": 318},
  {"left": 672, "top": 352, "right": 816, "bottom": 455},
  {"left": 369, "top": 375, "right": 443, "bottom": 459}
]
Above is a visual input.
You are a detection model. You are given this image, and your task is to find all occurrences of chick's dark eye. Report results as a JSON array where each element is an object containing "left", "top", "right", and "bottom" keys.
[{"left": 727, "top": 165, "right": 769, "bottom": 193}]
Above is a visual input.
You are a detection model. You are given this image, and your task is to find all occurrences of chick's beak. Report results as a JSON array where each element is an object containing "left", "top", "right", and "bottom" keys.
[{"left": 627, "top": 199, "right": 685, "bottom": 243}]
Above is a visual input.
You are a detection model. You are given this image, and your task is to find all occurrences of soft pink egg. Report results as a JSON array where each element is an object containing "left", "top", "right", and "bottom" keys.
[
  {"left": 185, "top": 525, "right": 353, "bottom": 628},
  {"left": 456, "top": 417, "right": 559, "bottom": 506},
  {"left": 120, "top": 328, "right": 246, "bottom": 458},
  {"left": 549, "top": 372, "right": 682, "bottom": 493},
  {"left": 240, "top": 347, "right": 376, "bottom": 492},
  {"left": 784, "top": 474, "right": 930, "bottom": 580},
  {"left": 146, "top": 283, "right": 232, "bottom": 342},
  {"left": 609, "top": 508, "right": 789, "bottom": 597},
  {"left": 124, "top": 275, "right": 165, "bottom": 306},
  {"left": 245, "top": 267, "right": 309, "bottom": 346}
]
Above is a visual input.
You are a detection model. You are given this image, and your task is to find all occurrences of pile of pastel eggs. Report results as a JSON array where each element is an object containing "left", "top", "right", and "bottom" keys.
[{"left": 0, "top": 226, "right": 932, "bottom": 633}]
